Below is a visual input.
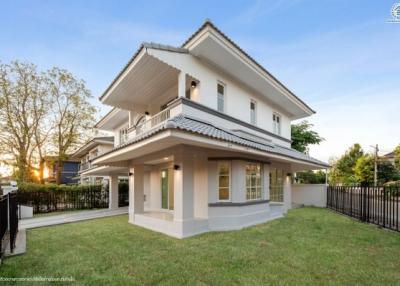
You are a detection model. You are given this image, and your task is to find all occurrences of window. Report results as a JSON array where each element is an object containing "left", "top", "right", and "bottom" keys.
[
  {"left": 217, "top": 83, "right": 225, "bottom": 112},
  {"left": 250, "top": 100, "right": 257, "bottom": 125},
  {"left": 218, "top": 162, "right": 230, "bottom": 201},
  {"left": 270, "top": 168, "right": 284, "bottom": 202},
  {"left": 119, "top": 127, "right": 128, "bottom": 144},
  {"left": 246, "top": 163, "right": 262, "bottom": 200},
  {"left": 273, "top": 113, "right": 281, "bottom": 135}
]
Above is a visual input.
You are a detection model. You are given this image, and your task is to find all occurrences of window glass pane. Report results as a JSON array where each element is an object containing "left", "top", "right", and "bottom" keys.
[
  {"left": 219, "top": 163, "right": 229, "bottom": 175},
  {"left": 219, "top": 188, "right": 229, "bottom": 200},
  {"left": 218, "top": 162, "right": 230, "bottom": 200},
  {"left": 219, "top": 176, "right": 229, "bottom": 188},
  {"left": 218, "top": 94, "right": 224, "bottom": 112},
  {"left": 270, "top": 168, "right": 284, "bottom": 202},
  {"left": 217, "top": 83, "right": 224, "bottom": 95},
  {"left": 245, "top": 163, "right": 262, "bottom": 200}
]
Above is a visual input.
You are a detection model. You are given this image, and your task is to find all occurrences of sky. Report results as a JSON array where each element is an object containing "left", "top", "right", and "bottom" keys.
[{"left": 1, "top": 0, "right": 399, "bottom": 163}]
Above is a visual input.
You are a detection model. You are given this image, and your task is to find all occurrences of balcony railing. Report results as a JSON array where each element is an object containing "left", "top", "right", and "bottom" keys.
[
  {"left": 121, "top": 107, "right": 171, "bottom": 145},
  {"left": 80, "top": 162, "right": 91, "bottom": 171}
]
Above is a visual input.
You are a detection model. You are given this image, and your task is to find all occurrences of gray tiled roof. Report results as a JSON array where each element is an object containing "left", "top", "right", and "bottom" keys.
[{"left": 98, "top": 114, "right": 329, "bottom": 167}]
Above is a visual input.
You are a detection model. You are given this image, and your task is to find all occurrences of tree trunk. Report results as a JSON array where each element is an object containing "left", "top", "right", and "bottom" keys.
[
  {"left": 56, "top": 159, "right": 63, "bottom": 185},
  {"left": 39, "top": 158, "right": 45, "bottom": 184}
]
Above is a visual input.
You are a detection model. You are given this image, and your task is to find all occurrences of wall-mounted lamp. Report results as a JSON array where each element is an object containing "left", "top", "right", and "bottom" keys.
[
  {"left": 129, "top": 172, "right": 133, "bottom": 176},
  {"left": 174, "top": 164, "right": 180, "bottom": 170},
  {"left": 191, "top": 81, "right": 197, "bottom": 88},
  {"left": 145, "top": 111, "right": 149, "bottom": 115},
  {"left": 286, "top": 173, "right": 292, "bottom": 177}
]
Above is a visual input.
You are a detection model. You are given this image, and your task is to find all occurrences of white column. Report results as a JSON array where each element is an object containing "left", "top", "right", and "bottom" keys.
[
  {"left": 178, "top": 71, "right": 186, "bottom": 98},
  {"left": 128, "top": 110, "right": 135, "bottom": 128},
  {"left": 128, "top": 164, "right": 145, "bottom": 223},
  {"left": 283, "top": 171, "right": 292, "bottom": 213},
  {"left": 109, "top": 175, "right": 119, "bottom": 209},
  {"left": 173, "top": 149, "right": 194, "bottom": 222},
  {"left": 263, "top": 164, "right": 270, "bottom": 201},
  {"left": 231, "top": 160, "right": 246, "bottom": 202}
]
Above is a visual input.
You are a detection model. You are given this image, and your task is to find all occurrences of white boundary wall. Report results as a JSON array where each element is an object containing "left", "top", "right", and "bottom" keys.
[{"left": 292, "top": 184, "right": 327, "bottom": 208}]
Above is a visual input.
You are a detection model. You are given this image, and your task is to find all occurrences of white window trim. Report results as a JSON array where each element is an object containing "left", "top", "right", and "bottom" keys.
[
  {"left": 250, "top": 99, "right": 257, "bottom": 125},
  {"left": 217, "top": 81, "right": 226, "bottom": 113},
  {"left": 273, "top": 112, "right": 281, "bottom": 135},
  {"left": 217, "top": 161, "right": 231, "bottom": 202}
]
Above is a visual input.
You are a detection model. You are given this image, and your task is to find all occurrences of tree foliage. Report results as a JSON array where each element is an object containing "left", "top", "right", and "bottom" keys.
[
  {"left": 295, "top": 170, "right": 326, "bottom": 184},
  {"left": 354, "top": 154, "right": 374, "bottom": 184},
  {"left": 0, "top": 61, "right": 96, "bottom": 183},
  {"left": 0, "top": 61, "right": 48, "bottom": 182},
  {"left": 291, "top": 121, "right": 323, "bottom": 153},
  {"left": 394, "top": 145, "right": 400, "bottom": 171},
  {"left": 329, "top": 144, "right": 364, "bottom": 185},
  {"left": 47, "top": 68, "right": 97, "bottom": 184}
]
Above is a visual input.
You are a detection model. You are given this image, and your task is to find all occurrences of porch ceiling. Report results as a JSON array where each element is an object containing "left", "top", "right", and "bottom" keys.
[{"left": 102, "top": 53, "right": 180, "bottom": 109}]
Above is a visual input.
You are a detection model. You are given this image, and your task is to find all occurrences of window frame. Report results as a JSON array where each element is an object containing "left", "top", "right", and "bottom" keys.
[
  {"left": 217, "top": 161, "right": 231, "bottom": 202},
  {"left": 119, "top": 126, "right": 129, "bottom": 144},
  {"left": 217, "top": 81, "right": 226, "bottom": 113},
  {"left": 250, "top": 99, "right": 257, "bottom": 125},
  {"left": 273, "top": 113, "right": 281, "bottom": 135},
  {"left": 270, "top": 168, "right": 284, "bottom": 202},
  {"left": 245, "top": 163, "right": 263, "bottom": 201}
]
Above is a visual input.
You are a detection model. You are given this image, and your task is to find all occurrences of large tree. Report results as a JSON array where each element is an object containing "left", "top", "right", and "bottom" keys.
[
  {"left": 329, "top": 144, "right": 364, "bottom": 185},
  {"left": 354, "top": 155, "right": 374, "bottom": 184},
  {"left": 47, "top": 67, "right": 97, "bottom": 184},
  {"left": 291, "top": 121, "right": 323, "bottom": 153},
  {"left": 0, "top": 61, "right": 48, "bottom": 182},
  {"left": 394, "top": 144, "right": 400, "bottom": 171}
]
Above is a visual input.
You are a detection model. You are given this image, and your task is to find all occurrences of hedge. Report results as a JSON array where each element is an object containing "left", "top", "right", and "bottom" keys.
[
  {"left": 17, "top": 183, "right": 108, "bottom": 213},
  {"left": 18, "top": 183, "right": 103, "bottom": 193}
]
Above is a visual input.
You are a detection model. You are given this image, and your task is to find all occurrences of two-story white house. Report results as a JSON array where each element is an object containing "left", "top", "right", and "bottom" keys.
[{"left": 90, "top": 20, "right": 329, "bottom": 238}]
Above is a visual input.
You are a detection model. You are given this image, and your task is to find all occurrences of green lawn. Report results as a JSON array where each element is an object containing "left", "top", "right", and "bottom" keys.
[{"left": 1, "top": 208, "right": 400, "bottom": 285}]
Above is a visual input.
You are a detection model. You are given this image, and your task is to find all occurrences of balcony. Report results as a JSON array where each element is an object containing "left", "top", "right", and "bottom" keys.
[{"left": 120, "top": 107, "right": 172, "bottom": 145}]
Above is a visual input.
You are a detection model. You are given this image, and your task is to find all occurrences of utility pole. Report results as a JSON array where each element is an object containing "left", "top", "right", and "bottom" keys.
[{"left": 372, "top": 144, "right": 379, "bottom": 187}]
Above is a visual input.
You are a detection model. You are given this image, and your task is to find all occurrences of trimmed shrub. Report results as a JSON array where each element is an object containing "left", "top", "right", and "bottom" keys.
[{"left": 18, "top": 183, "right": 102, "bottom": 193}]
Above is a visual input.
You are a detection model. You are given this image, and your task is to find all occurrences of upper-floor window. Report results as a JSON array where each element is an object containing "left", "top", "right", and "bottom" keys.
[
  {"left": 273, "top": 113, "right": 281, "bottom": 135},
  {"left": 250, "top": 100, "right": 257, "bottom": 125},
  {"left": 217, "top": 82, "right": 225, "bottom": 113},
  {"left": 119, "top": 127, "right": 128, "bottom": 144},
  {"left": 246, "top": 163, "right": 262, "bottom": 200},
  {"left": 218, "top": 161, "right": 230, "bottom": 201}
]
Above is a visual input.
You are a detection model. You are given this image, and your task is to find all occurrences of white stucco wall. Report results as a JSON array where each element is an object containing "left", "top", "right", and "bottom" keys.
[
  {"left": 148, "top": 49, "right": 292, "bottom": 141},
  {"left": 292, "top": 184, "right": 327, "bottom": 208}
]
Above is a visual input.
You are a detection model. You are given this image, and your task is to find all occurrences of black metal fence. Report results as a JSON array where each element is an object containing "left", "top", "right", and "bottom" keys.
[
  {"left": 0, "top": 192, "right": 19, "bottom": 257},
  {"left": 327, "top": 186, "right": 399, "bottom": 232},
  {"left": 17, "top": 187, "right": 109, "bottom": 214}
]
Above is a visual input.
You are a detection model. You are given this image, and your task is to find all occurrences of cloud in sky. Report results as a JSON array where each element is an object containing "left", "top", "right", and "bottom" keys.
[{"left": 1, "top": 0, "right": 399, "bottom": 163}]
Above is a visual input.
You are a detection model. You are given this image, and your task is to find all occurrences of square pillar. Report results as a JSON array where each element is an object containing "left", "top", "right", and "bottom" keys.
[
  {"left": 109, "top": 175, "right": 119, "bottom": 209},
  {"left": 283, "top": 171, "right": 292, "bottom": 213},
  {"left": 173, "top": 149, "right": 194, "bottom": 222},
  {"left": 178, "top": 71, "right": 186, "bottom": 98},
  {"left": 128, "top": 164, "right": 145, "bottom": 223}
]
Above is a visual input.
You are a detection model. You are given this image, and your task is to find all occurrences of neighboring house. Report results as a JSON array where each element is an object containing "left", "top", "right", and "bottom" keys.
[
  {"left": 382, "top": 151, "right": 395, "bottom": 165},
  {"left": 43, "top": 156, "right": 80, "bottom": 185},
  {"left": 89, "top": 20, "right": 329, "bottom": 238},
  {"left": 71, "top": 136, "right": 128, "bottom": 185}
]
